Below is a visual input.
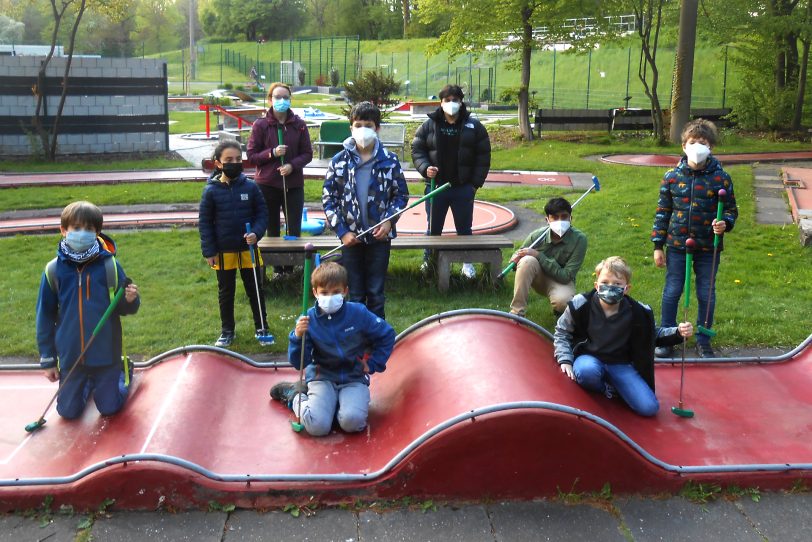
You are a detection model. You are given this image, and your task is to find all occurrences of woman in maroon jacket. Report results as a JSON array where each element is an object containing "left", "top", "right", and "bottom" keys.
[{"left": 246, "top": 82, "right": 313, "bottom": 239}]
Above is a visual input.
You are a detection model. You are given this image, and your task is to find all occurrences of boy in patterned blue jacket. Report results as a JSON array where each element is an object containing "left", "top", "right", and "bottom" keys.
[
  {"left": 36, "top": 201, "right": 140, "bottom": 420},
  {"left": 270, "top": 262, "right": 396, "bottom": 436},
  {"left": 321, "top": 101, "right": 409, "bottom": 319},
  {"left": 651, "top": 119, "right": 737, "bottom": 358}
]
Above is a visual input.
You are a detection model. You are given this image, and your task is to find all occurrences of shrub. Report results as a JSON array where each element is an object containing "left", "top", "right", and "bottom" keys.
[
  {"left": 330, "top": 66, "right": 340, "bottom": 87},
  {"left": 342, "top": 69, "right": 401, "bottom": 114},
  {"left": 315, "top": 74, "right": 328, "bottom": 86},
  {"left": 223, "top": 83, "right": 233, "bottom": 90},
  {"left": 297, "top": 67, "right": 306, "bottom": 86}
]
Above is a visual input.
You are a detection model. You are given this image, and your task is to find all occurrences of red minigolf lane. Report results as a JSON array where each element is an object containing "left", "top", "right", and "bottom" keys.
[{"left": 2, "top": 313, "right": 810, "bottom": 508}]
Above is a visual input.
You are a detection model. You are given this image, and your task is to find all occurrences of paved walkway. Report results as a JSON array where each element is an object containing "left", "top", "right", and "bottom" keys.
[
  {"left": 601, "top": 151, "right": 812, "bottom": 167},
  {"left": 2, "top": 492, "right": 810, "bottom": 541}
]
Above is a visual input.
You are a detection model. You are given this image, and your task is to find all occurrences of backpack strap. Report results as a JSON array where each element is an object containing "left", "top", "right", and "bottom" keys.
[{"left": 44, "top": 256, "right": 118, "bottom": 294}]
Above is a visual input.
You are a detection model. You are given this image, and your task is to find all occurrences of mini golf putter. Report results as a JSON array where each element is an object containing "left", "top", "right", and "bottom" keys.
[
  {"left": 245, "top": 223, "right": 275, "bottom": 346},
  {"left": 698, "top": 188, "right": 727, "bottom": 339},
  {"left": 292, "top": 242, "right": 316, "bottom": 434},
  {"left": 672, "top": 238, "right": 696, "bottom": 419}
]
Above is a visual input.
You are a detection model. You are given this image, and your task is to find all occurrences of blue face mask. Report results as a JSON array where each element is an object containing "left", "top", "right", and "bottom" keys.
[
  {"left": 596, "top": 284, "right": 626, "bottom": 305},
  {"left": 273, "top": 98, "right": 291, "bottom": 113},
  {"left": 65, "top": 229, "right": 97, "bottom": 252}
]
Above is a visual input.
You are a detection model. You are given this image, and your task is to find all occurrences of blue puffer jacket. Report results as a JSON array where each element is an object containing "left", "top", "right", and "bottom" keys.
[
  {"left": 199, "top": 172, "right": 269, "bottom": 258},
  {"left": 322, "top": 138, "right": 409, "bottom": 243},
  {"left": 287, "top": 301, "right": 395, "bottom": 386},
  {"left": 36, "top": 241, "right": 140, "bottom": 371},
  {"left": 651, "top": 156, "right": 738, "bottom": 252}
]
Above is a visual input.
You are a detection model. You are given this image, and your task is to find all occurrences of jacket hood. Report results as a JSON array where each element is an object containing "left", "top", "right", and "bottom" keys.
[
  {"left": 265, "top": 109, "right": 302, "bottom": 126},
  {"left": 206, "top": 171, "right": 250, "bottom": 185},
  {"left": 675, "top": 155, "right": 722, "bottom": 175},
  {"left": 342, "top": 135, "right": 382, "bottom": 159}
]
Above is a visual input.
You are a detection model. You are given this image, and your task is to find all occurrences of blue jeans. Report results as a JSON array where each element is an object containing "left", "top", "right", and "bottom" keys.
[
  {"left": 573, "top": 355, "right": 659, "bottom": 417},
  {"left": 661, "top": 249, "right": 720, "bottom": 347},
  {"left": 423, "top": 183, "right": 475, "bottom": 261},
  {"left": 57, "top": 362, "right": 130, "bottom": 419},
  {"left": 341, "top": 240, "right": 390, "bottom": 319},
  {"left": 292, "top": 380, "right": 370, "bottom": 437}
]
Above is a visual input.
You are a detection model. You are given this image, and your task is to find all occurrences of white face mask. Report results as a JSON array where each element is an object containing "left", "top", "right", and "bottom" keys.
[
  {"left": 352, "top": 127, "right": 377, "bottom": 149},
  {"left": 684, "top": 142, "right": 711, "bottom": 165},
  {"left": 317, "top": 293, "right": 344, "bottom": 315},
  {"left": 441, "top": 100, "right": 461, "bottom": 117},
  {"left": 549, "top": 220, "right": 571, "bottom": 237}
]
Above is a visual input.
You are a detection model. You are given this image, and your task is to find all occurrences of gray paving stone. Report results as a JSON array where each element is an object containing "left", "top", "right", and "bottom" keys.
[
  {"left": 359, "top": 505, "right": 493, "bottom": 542},
  {"left": 488, "top": 501, "right": 626, "bottom": 542},
  {"left": 0, "top": 514, "right": 79, "bottom": 542},
  {"left": 224, "top": 509, "right": 358, "bottom": 541},
  {"left": 735, "top": 492, "right": 812, "bottom": 542},
  {"left": 92, "top": 511, "right": 226, "bottom": 541},
  {"left": 617, "top": 497, "right": 762, "bottom": 542}
]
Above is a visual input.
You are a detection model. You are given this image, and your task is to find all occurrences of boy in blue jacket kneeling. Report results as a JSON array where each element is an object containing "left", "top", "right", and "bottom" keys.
[{"left": 270, "top": 262, "right": 395, "bottom": 436}]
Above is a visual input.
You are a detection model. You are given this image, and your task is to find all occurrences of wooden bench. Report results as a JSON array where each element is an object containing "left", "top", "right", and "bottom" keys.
[{"left": 258, "top": 234, "right": 514, "bottom": 292}]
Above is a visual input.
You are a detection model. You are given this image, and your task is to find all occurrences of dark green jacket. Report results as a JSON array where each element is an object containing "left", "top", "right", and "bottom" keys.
[{"left": 522, "top": 226, "right": 587, "bottom": 284}]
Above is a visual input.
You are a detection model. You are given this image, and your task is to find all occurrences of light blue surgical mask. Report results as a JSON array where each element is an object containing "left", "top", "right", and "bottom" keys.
[
  {"left": 273, "top": 98, "right": 291, "bottom": 113},
  {"left": 65, "top": 229, "right": 97, "bottom": 252},
  {"left": 317, "top": 294, "right": 344, "bottom": 315}
]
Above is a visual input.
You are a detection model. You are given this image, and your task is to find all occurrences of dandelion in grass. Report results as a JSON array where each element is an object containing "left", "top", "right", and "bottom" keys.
[{"left": 734, "top": 279, "right": 741, "bottom": 284}]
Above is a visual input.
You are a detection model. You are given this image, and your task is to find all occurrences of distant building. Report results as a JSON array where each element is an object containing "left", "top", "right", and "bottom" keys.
[{"left": 0, "top": 44, "right": 65, "bottom": 57}]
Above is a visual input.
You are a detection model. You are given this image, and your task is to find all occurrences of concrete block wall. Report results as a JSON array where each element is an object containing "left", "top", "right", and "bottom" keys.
[{"left": 0, "top": 56, "right": 167, "bottom": 155}]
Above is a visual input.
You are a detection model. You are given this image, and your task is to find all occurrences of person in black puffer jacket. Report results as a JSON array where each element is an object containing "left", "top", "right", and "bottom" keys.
[
  {"left": 411, "top": 84, "right": 491, "bottom": 278},
  {"left": 199, "top": 141, "right": 270, "bottom": 348}
]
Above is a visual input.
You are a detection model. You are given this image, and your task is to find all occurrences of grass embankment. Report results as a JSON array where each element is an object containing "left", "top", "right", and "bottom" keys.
[{"left": 0, "top": 134, "right": 809, "bottom": 358}]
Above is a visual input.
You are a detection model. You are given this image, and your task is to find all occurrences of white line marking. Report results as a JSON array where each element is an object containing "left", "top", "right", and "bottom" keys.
[
  {"left": 139, "top": 355, "right": 192, "bottom": 454},
  {"left": 1, "top": 402, "right": 58, "bottom": 465}
]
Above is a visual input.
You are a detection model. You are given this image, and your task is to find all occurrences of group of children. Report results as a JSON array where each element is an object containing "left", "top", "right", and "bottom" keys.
[{"left": 36, "top": 99, "right": 735, "bottom": 432}]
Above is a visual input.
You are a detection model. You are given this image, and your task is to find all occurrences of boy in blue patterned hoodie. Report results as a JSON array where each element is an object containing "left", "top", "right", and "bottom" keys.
[
  {"left": 270, "top": 262, "right": 395, "bottom": 436},
  {"left": 321, "top": 101, "right": 409, "bottom": 319},
  {"left": 651, "top": 119, "right": 738, "bottom": 358}
]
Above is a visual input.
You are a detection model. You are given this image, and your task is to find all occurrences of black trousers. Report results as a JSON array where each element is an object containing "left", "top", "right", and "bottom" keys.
[
  {"left": 258, "top": 184, "right": 305, "bottom": 237},
  {"left": 216, "top": 266, "right": 267, "bottom": 333}
]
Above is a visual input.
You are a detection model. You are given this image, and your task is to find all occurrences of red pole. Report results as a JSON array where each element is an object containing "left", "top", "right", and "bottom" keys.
[{"left": 205, "top": 105, "right": 210, "bottom": 138}]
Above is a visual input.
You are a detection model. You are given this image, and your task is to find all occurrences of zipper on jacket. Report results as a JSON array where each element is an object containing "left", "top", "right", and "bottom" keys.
[{"left": 76, "top": 269, "right": 86, "bottom": 353}]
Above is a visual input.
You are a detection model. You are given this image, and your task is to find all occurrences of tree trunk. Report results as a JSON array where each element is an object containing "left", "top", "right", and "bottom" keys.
[
  {"left": 33, "top": 0, "right": 68, "bottom": 160},
  {"left": 402, "top": 0, "right": 410, "bottom": 37},
  {"left": 518, "top": 7, "right": 533, "bottom": 141},
  {"left": 792, "top": 39, "right": 809, "bottom": 130},
  {"left": 669, "top": 0, "right": 698, "bottom": 143},
  {"left": 48, "top": 0, "right": 87, "bottom": 160}
]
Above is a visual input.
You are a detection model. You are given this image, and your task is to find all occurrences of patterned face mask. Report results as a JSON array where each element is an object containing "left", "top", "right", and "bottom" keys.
[{"left": 596, "top": 284, "right": 625, "bottom": 305}]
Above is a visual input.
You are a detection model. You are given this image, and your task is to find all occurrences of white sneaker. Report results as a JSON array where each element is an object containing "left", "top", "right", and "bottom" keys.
[{"left": 461, "top": 263, "right": 476, "bottom": 279}]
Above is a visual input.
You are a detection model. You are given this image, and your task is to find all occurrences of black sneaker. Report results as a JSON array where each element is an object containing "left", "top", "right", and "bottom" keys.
[
  {"left": 696, "top": 344, "right": 717, "bottom": 358},
  {"left": 269, "top": 381, "right": 306, "bottom": 404},
  {"left": 654, "top": 346, "right": 673, "bottom": 358},
  {"left": 214, "top": 331, "right": 235, "bottom": 348}
]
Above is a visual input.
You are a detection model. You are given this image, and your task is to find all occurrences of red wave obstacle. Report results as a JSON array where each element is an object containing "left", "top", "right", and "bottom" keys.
[{"left": 1, "top": 311, "right": 810, "bottom": 510}]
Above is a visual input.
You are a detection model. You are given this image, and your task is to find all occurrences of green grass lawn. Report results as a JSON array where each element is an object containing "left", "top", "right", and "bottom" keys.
[{"left": 1, "top": 134, "right": 809, "bottom": 359}]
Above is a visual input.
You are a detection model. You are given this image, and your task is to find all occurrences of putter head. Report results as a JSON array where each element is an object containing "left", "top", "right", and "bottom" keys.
[
  {"left": 671, "top": 406, "right": 695, "bottom": 418},
  {"left": 697, "top": 325, "right": 717, "bottom": 337},
  {"left": 591, "top": 175, "right": 601, "bottom": 191},
  {"left": 256, "top": 332, "right": 276, "bottom": 346},
  {"left": 25, "top": 419, "right": 45, "bottom": 433},
  {"left": 291, "top": 421, "right": 304, "bottom": 433}
]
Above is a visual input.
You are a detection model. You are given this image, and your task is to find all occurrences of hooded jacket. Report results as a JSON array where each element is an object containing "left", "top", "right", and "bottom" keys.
[
  {"left": 322, "top": 137, "right": 409, "bottom": 243},
  {"left": 287, "top": 301, "right": 396, "bottom": 386},
  {"left": 246, "top": 110, "right": 313, "bottom": 189},
  {"left": 199, "top": 172, "right": 269, "bottom": 258},
  {"left": 651, "top": 155, "right": 737, "bottom": 252},
  {"left": 411, "top": 105, "right": 491, "bottom": 188},
  {"left": 36, "top": 238, "right": 140, "bottom": 371}
]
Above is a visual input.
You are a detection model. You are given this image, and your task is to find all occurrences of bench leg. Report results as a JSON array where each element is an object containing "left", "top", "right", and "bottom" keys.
[{"left": 436, "top": 249, "right": 504, "bottom": 292}]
